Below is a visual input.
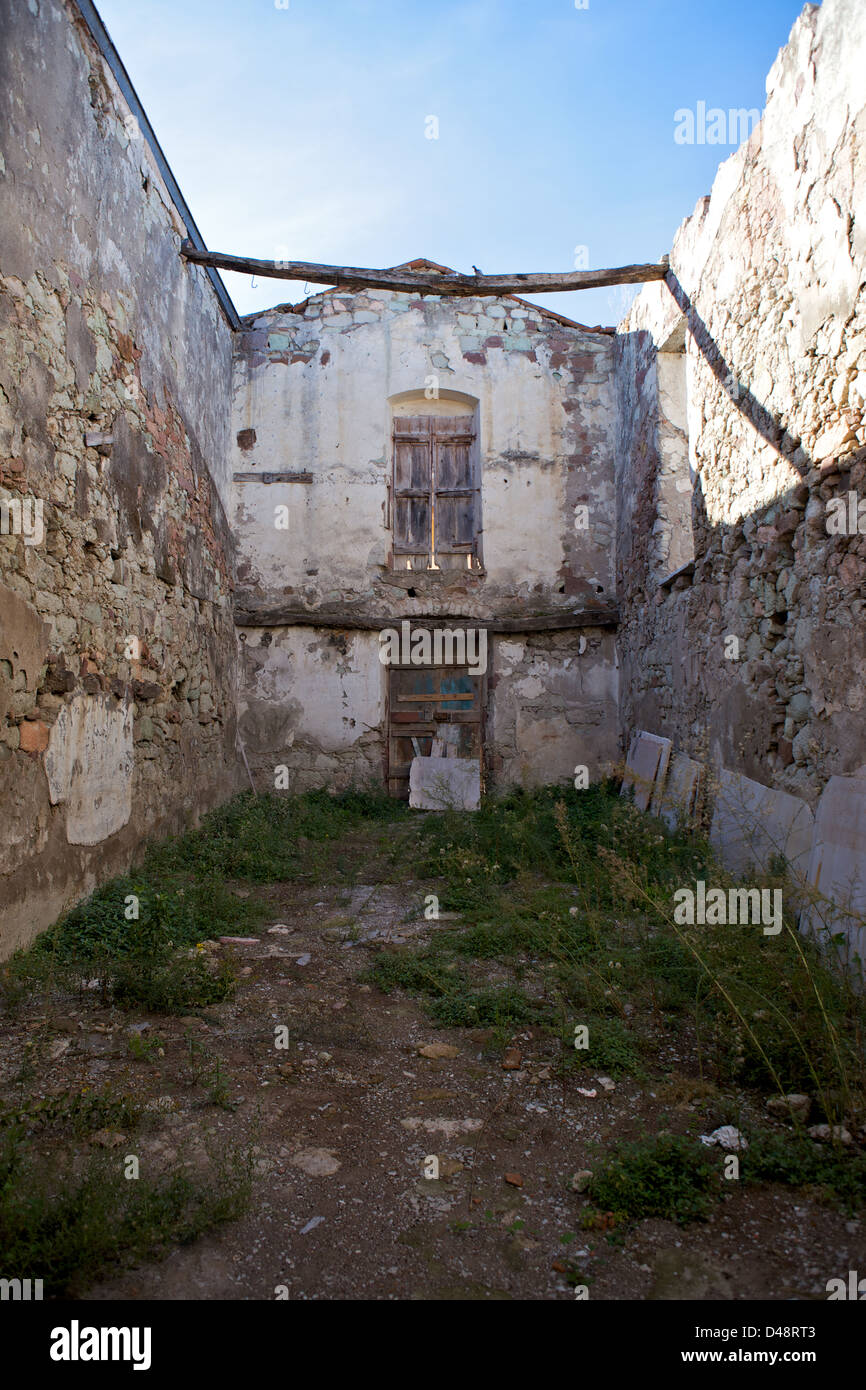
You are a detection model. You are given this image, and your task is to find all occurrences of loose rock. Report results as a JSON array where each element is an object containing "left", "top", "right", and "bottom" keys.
[
  {"left": 290, "top": 1147, "right": 341, "bottom": 1176},
  {"left": 808, "top": 1123, "right": 852, "bottom": 1146},
  {"left": 417, "top": 1042, "right": 460, "bottom": 1060},
  {"left": 766, "top": 1093, "right": 811, "bottom": 1122}
]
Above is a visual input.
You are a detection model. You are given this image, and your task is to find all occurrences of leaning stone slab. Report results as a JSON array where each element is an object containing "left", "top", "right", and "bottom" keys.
[
  {"left": 709, "top": 768, "right": 813, "bottom": 881},
  {"left": 44, "top": 694, "right": 133, "bottom": 845},
  {"left": 800, "top": 776, "right": 866, "bottom": 979},
  {"left": 653, "top": 750, "right": 703, "bottom": 831},
  {"left": 621, "top": 731, "right": 672, "bottom": 813},
  {"left": 409, "top": 756, "right": 481, "bottom": 811}
]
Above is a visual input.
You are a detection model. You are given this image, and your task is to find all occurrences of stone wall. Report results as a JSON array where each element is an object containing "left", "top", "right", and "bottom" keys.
[
  {"left": 489, "top": 631, "right": 618, "bottom": 789},
  {"left": 238, "top": 626, "right": 385, "bottom": 793},
  {"left": 237, "top": 625, "right": 619, "bottom": 796},
  {"left": 232, "top": 282, "right": 617, "bottom": 621},
  {"left": 615, "top": 0, "right": 866, "bottom": 809},
  {"left": 231, "top": 278, "right": 620, "bottom": 790},
  {"left": 0, "top": 0, "right": 240, "bottom": 954}
]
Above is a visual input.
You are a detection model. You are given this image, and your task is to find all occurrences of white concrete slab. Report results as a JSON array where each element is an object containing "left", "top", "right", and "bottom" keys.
[
  {"left": 653, "top": 750, "right": 703, "bottom": 831},
  {"left": 800, "top": 775, "right": 866, "bottom": 978},
  {"left": 409, "top": 756, "right": 481, "bottom": 810},
  {"left": 709, "top": 768, "right": 814, "bottom": 881},
  {"left": 621, "top": 731, "right": 672, "bottom": 813}
]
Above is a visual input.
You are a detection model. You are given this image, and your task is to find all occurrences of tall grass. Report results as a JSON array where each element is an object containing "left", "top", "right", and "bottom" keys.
[
  {"left": 373, "top": 782, "right": 866, "bottom": 1123},
  {"left": 2, "top": 788, "right": 410, "bottom": 1013}
]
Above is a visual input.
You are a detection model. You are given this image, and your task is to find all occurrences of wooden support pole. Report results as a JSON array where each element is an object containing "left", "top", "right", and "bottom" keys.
[{"left": 181, "top": 240, "right": 668, "bottom": 297}]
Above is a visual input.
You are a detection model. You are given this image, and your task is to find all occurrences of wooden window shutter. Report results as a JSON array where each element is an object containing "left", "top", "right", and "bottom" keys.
[
  {"left": 391, "top": 412, "right": 480, "bottom": 563},
  {"left": 392, "top": 417, "right": 432, "bottom": 555},
  {"left": 432, "top": 416, "right": 478, "bottom": 555}
]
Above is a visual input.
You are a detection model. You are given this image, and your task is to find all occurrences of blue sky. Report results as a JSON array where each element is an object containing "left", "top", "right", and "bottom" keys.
[{"left": 96, "top": 0, "right": 808, "bottom": 325}]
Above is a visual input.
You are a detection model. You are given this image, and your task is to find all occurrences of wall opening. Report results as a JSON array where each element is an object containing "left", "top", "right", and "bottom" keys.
[
  {"left": 654, "top": 320, "right": 695, "bottom": 580},
  {"left": 385, "top": 636, "right": 485, "bottom": 798}
]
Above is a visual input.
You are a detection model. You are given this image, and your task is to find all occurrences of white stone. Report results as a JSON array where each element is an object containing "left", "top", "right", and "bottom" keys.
[
  {"left": 621, "top": 731, "right": 672, "bottom": 813},
  {"left": 800, "top": 775, "right": 866, "bottom": 978},
  {"left": 409, "top": 756, "right": 480, "bottom": 810},
  {"left": 290, "top": 1148, "right": 341, "bottom": 1177},
  {"left": 709, "top": 768, "right": 814, "bottom": 881},
  {"left": 400, "top": 1117, "right": 483, "bottom": 1137}
]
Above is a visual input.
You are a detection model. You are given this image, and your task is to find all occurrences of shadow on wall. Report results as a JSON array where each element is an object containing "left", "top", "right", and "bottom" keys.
[
  {"left": 621, "top": 730, "right": 866, "bottom": 985},
  {"left": 666, "top": 271, "right": 815, "bottom": 470},
  {"left": 616, "top": 268, "right": 865, "bottom": 794},
  {"left": 615, "top": 270, "right": 866, "bottom": 980}
]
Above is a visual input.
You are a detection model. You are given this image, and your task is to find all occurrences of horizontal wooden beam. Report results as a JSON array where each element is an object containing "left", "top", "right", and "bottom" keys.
[
  {"left": 234, "top": 605, "right": 619, "bottom": 632},
  {"left": 181, "top": 241, "right": 668, "bottom": 298},
  {"left": 233, "top": 471, "right": 313, "bottom": 484},
  {"left": 494, "top": 609, "right": 618, "bottom": 632}
]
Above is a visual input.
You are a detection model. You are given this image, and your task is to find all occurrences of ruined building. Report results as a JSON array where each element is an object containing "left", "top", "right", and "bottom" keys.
[
  {"left": 1, "top": 0, "right": 864, "bottom": 959},
  {"left": 232, "top": 266, "right": 618, "bottom": 800}
]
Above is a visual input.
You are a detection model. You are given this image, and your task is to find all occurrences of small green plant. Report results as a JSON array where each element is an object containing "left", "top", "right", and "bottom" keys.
[
  {"left": 0, "top": 1125, "right": 252, "bottom": 1297},
  {"left": 149, "top": 787, "right": 408, "bottom": 883},
  {"left": 742, "top": 1130, "right": 866, "bottom": 1212},
  {"left": 0, "top": 1085, "right": 141, "bottom": 1139},
  {"left": 563, "top": 1262, "right": 594, "bottom": 1288},
  {"left": 184, "top": 1034, "right": 237, "bottom": 1110},
  {"left": 429, "top": 983, "right": 540, "bottom": 1028},
  {"left": 128, "top": 1033, "right": 164, "bottom": 1062},
  {"left": 205, "top": 1057, "right": 233, "bottom": 1110},
  {"left": 586, "top": 1134, "right": 720, "bottom": 1225},
  {"left": 364, "top": 948, "right": 542, "bottom": 1029},
  {"left": 109, "top": 911, "right": 237, "bottom": 1014},
  {"left": 26, "top": 876, "right": 258, "bottom": 967},
  {"left": 557, "top": 1015, "right": 643, "bottom": 1078}
]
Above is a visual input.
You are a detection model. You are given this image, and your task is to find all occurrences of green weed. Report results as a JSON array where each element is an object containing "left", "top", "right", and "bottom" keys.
[
  {"left": 0, "top": 1126, "right": 252, "bottom": 1297},
  {"left": 586, "top": 1134, "right": 720, "bottom": 1224},
  {"left": 742, "top": 1130, "right": 866, "bottom": 1212}
]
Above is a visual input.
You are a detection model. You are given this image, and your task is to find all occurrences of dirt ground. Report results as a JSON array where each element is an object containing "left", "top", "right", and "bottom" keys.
[{"left": 3, "top": 824, "right": 864, "bottom": 1303}]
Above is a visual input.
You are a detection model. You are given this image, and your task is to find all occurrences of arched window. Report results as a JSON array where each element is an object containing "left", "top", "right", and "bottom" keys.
[{"left": 388, "top": 391, "right": 482, "bottom": 572}]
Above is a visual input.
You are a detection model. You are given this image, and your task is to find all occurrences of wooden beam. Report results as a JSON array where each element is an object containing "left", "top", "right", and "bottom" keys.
[
  {"left": 233, "top": 471, "right": 313, "bottom": 484},
  {"left": 181, "top": 241, "right": 668, "bottom": 297},
  {"left": 234, "top": 605, "right": 619, "bottom": 631},
  {"left": 494, "top": 610, "right": 618, "bottom": 632}
]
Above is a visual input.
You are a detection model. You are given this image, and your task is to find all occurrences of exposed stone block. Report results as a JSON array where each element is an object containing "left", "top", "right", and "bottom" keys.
[{"left": 19, "top": 719, "right": 50, "bottom": 753}]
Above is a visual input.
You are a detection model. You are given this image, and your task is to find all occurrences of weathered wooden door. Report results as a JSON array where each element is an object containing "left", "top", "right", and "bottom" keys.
[{"left": 386, "top": 653, "right": 484, "bottom": 799}]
